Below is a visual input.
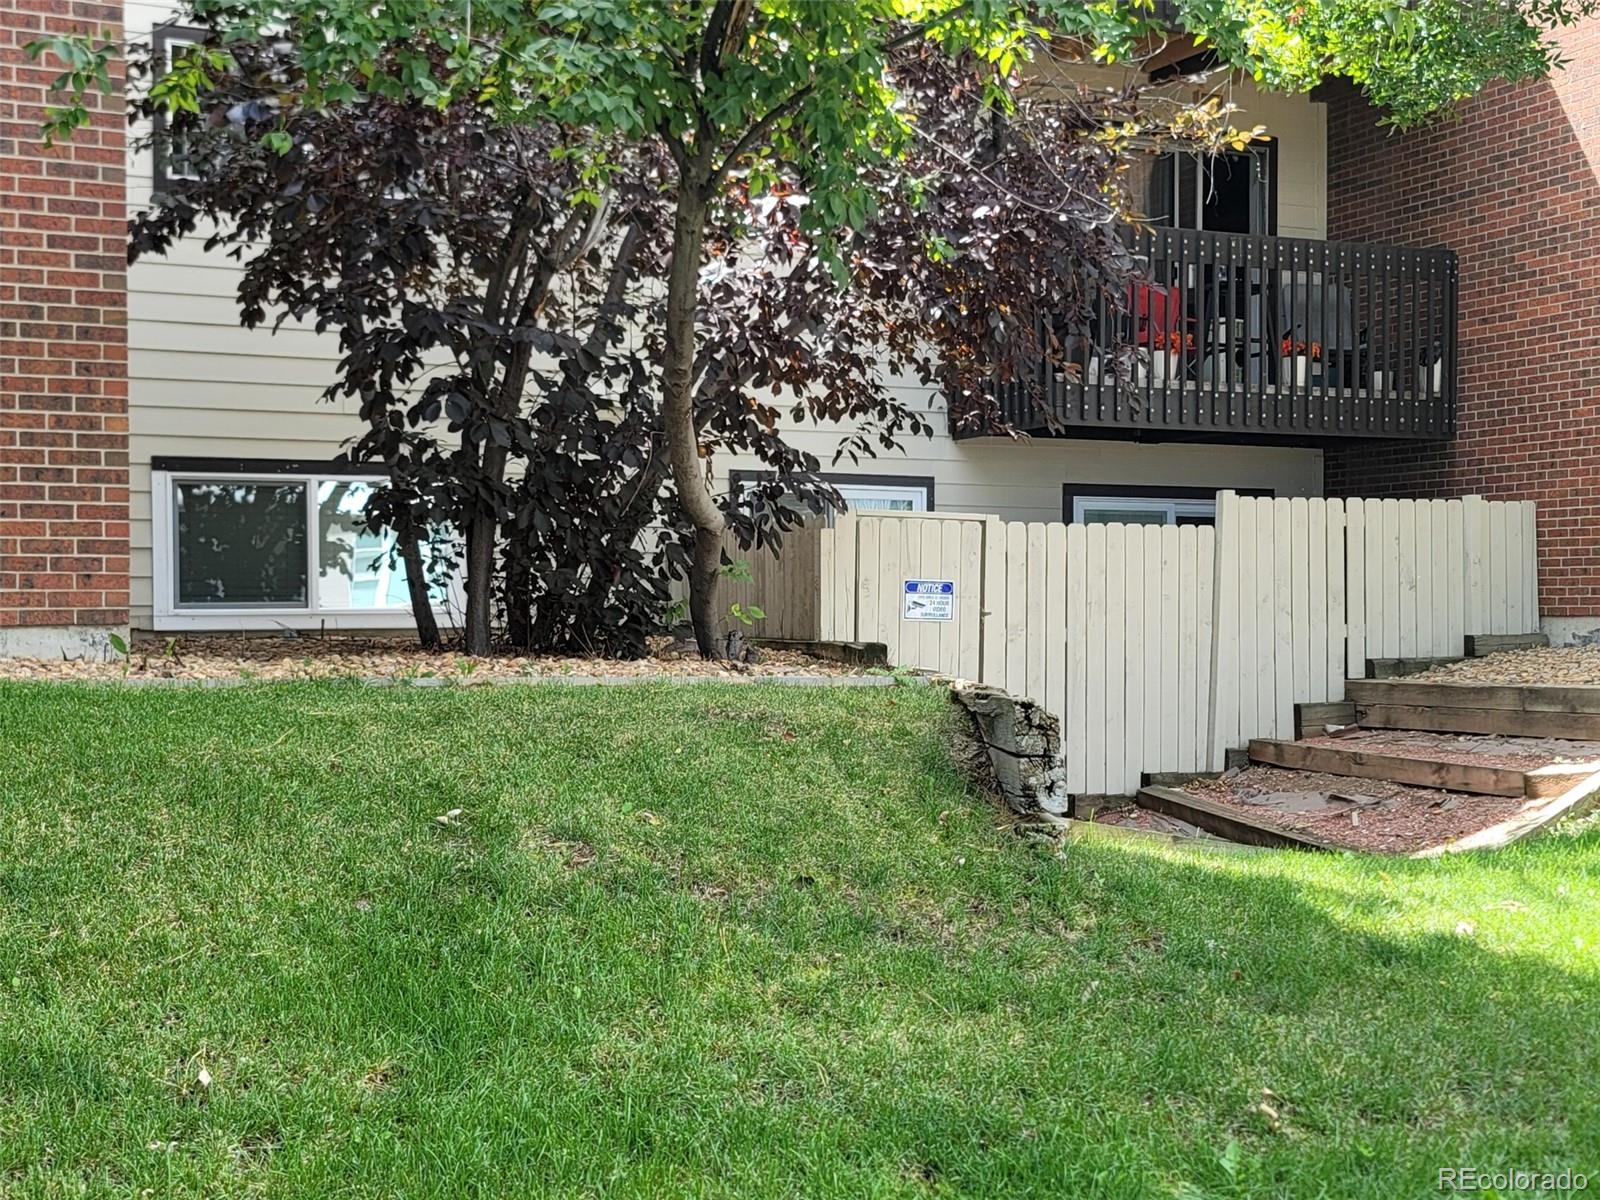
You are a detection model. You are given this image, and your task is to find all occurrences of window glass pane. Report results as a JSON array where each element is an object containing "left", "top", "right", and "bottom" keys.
[
  {"left": 161, "top": 40, "right": 201, "bottom": 181},
  {"left": 1081, "top": 505, "right": 1169, "bottom": 526},
  {"left": 315, "top": 481, "right": 451, "bottom": 609},
  {"left": 837, "top": 485, "right": 926, "bottom": 513},
  {"left": 176, "top": 481, "right": 307, "bottom": 606}
]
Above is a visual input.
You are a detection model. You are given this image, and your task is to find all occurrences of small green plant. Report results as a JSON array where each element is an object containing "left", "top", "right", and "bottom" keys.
[
  {"left": 727, "top": 603, "right": 765, "bottom": 627},
  {"left": 456, "top": 659, "right": 479, "bottom": 677},
  {"left": 106, "top": 632, "right": 130, "bottom": 678}
]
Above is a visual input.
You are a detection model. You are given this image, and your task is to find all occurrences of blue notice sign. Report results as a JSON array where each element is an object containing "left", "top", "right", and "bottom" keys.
[{"left": 903, "top": 579, "right": 955, "bottom": 621}]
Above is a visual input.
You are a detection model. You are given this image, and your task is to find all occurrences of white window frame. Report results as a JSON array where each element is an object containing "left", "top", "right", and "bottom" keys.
[
  {"left": 151, "top": 468, "right": 462, "bottom": 632},
  {"left": 1071, "top": 494, "right": 1217, "bottom": 525},
  {"left": 836, "top": 483, "right": 929, "bottom": 513},
  {"left": 152, "top": 27, "right": 205, "bottom": 186}
]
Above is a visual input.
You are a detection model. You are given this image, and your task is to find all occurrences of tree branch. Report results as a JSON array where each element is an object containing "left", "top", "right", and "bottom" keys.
[
  {"left": 698, "top": 0, "right": 753, "bottom": 78},
  {"left": 711, "top": 82, "right": 814, "bottom": 187},
  {"left": 581, "top": 222, "right": 643, "bottom": 360}
]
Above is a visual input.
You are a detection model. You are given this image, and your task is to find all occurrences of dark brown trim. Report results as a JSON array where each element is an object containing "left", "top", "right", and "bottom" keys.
[
  {"left": 1061, "top": 483, "right": 1272, "bottom": 523},
  {"left": 152, "top": 455, "right": 386, "bottom": 477},
  {"left": 730, "top": 469, "right": 936, "bottom": 512}
]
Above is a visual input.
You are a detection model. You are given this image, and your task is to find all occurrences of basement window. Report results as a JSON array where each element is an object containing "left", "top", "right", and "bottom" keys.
[
  {"left": 151, "top": 462, "right": 458, "bottom": 631},
  {"left": 1072, "top": 495, "right": 1217, "bottom": 527},
  {"left": 1062, "top": 484, "right": 1273, "bottom": 527},
  {"left": 834, "top": 482, "right": 930, "bottom": 513},
  {"left": 729, "top": 470, "right": 934, "bottom": 522}
]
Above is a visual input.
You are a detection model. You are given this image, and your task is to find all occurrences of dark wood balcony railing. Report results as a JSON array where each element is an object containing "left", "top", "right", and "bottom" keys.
[{"left": 979, "top": 227, "right": 1458, "bottom": 442}]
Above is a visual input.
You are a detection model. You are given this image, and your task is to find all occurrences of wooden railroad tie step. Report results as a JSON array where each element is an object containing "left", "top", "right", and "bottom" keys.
[
  {"left": 1364, "top": 656, "right": 1463, "bottom": 680},
  {"left": 1354, "top": 704, "right": 1600, "bottom": 741},
  {"left": 1294, "top": 700, "right": 1357, "bottom": 739},
  {"left": 1464, "top": 632, "right": 1550, "bottom": 657},
  {"left": 1345, "top": 679, "right": 1600, "bottom": 715},
  {"left": 1249, "top": 738, "right": 1599, "bottom": 799},
  {"left": 1344, "top": 679, "right": 1600, "bottom": 739},
  {"left": 1135, "top": 786, "right": 1340, "bottom": 852}
]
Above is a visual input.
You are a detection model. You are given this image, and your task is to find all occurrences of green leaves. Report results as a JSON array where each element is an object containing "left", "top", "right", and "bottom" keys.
[
  {"left": 1155, "top": 0, "right": 1600, "bottom": 126},
  {"left": 23, "top": 31, "right": 115, "bottom": 144}
]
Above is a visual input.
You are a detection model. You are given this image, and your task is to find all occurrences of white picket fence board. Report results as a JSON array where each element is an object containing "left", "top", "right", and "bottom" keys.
[
  {"left": 1064, "top": 524, "right": 1088, "bottom": 792},
  {"left": 1044, "top": 523, "right": 1068, "bottom": 745},
  {"left": 1235, "top": 495, "right": 1259, "bottom": 746},
  {"left": 980, "top": 515, "right": 1006, "bottom": 687},
  {"left": 1318, "top": 499, "right": 1344, "bottom": 704},
  {"left": 1164, "top": 531, "right": 1190, "bottom": 774},
  {"left": 1445, "top": 500, "right": 1466, "bottom": 653},
  {"left": 1522, "top": 501, "right": 1541, "bottom": 630},
  {"left": 1084, "top": 523, "right": 1108, "bottom": 794},
  {"left": 1344, "top": 497, "right": 1366, "bottom": 679},
  {"left": 1193, "top": 525, "right": 1216, "bottom": 764},
  {"left": 1147, "top": 526, "right": 1169, "bottom": 772}
]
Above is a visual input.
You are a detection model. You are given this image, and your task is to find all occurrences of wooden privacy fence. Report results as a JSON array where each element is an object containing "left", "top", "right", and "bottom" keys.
[{"left": 734, "top": 492, "right": 1539, "bottom": 795}]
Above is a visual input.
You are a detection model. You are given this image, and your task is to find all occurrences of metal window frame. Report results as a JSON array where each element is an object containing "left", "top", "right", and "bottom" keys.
[
  {"left": 1061, "top": 483, "right": 1274, "bottom": 525},
  {"left": 151, "top": 464, "right": 462, "bottom": 632},
  {"left": 728, "top": 469, "right": 936, "bottom": 513}
]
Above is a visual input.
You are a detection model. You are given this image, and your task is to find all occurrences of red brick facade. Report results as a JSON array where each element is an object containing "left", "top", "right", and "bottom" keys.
[
  {"left": 0, "top": 0, "right": 129, "bottom": 642},
  {"left": 1324, "top": 18, "right": 1600, "bottom": 621}
]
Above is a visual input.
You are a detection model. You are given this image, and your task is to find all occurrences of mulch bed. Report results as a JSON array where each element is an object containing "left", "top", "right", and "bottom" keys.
[
  {"left": 1090, "top": 805, "right": 1220, "bottom": 840},
  {"left": 1179, "top": 766, "right": 1537, "bottom": 854},
  {"left": 0, "top": 634, "right": 862, "bottom": 684}
]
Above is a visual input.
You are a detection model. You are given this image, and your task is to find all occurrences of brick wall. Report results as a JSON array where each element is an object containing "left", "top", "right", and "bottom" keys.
[
  {"left": 1325, "top": 18, "right": 1600, "bottom": 624},
  {"left": 0, "top": 0, "right": 129, "bottom": 653}
]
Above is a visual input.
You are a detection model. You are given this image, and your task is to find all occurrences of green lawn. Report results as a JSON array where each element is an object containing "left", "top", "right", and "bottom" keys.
[{"left": 1, "top": 681, "right": 1597, "bottom": 1198}]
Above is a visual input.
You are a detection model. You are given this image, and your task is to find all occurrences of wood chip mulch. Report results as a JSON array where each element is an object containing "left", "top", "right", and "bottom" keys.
[
  {"left": 1090, "top": 805, "right": 1219, "bottom": 839},
  {"left": 1180, "top": 766, "right": 1535, "bottom": 854},
  {"left": 0, "top": 634, "right": 863, "bottom": 684}
]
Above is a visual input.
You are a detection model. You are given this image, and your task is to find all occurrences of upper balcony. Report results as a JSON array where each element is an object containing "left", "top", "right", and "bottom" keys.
[{"left": 967, "top": 225, "right": 1458, "bottom": 444}]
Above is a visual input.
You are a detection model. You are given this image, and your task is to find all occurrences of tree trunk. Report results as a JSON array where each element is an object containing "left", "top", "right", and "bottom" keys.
[
  {"left": 463, "top": 513, "right": 495, "bottom": 656},
  {"left": 505, "top": 554, "right": 532, "bottom": 651},
  {"left": 400, "top": 526, "right": 441, "bottom": 651},
  {"left": 687, "top": 524, "right": 723, "bottom": 657},
  {"left": 662, "top": 187, "right": 728, "bottom": 658},
  {"left": 462, "top": 442, "right": 510, "bottom": 656}
]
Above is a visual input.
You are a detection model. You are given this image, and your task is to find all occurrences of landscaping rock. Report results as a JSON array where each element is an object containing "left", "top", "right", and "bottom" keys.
[
  {"left": 949, "top": 682, "right": 1069, "bottom": 816},
  {"left": 1412, "top": 644, "right": 1600, "bottom": 686}
]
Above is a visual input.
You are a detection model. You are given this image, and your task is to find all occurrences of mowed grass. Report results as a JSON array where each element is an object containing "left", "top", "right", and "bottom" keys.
[{"left": 1, "top": 682, "right": 1597, "bottom": 1199}]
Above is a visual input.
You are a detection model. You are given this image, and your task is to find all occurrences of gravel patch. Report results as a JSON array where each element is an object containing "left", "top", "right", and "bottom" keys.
[
  {"left": 1181, "top": 766, "right": 1534, "bottom": 854},
  {"left": 1412, "top": 644, "right": 1600, "bottom": 686},
  {"left": 0, "top": 634, "right": 873, "bottom": 686}
]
